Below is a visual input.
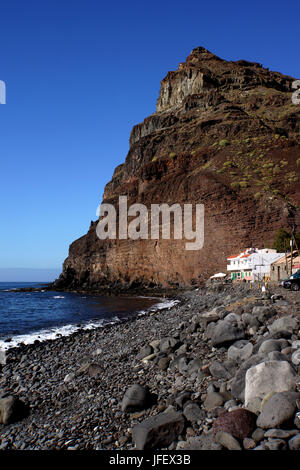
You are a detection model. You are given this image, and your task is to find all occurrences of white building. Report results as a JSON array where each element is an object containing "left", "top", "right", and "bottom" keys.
[{"left": 227, "top": 248, "right": 285, "bottom": 281}]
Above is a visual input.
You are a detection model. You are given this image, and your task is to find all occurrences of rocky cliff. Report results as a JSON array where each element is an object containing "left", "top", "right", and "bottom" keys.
[{"left": 54, "top": 47, "right": 300, "bottom": 291}]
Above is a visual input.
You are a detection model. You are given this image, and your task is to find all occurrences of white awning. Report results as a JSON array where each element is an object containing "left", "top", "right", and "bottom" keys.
[{"left": 210, "top": 272, "right": 227, "bottom": 278}]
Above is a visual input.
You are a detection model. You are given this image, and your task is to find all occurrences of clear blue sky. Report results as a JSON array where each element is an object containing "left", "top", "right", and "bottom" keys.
[{"left": 0, "top": 0, "right": 299, "bottom": 281}]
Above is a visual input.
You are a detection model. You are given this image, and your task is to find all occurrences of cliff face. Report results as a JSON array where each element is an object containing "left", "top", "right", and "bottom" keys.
[{"left": 55, "top": 47, "right": 300, "bottom": 291}]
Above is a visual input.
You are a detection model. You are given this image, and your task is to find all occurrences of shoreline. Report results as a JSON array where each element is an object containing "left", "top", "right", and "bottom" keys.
[
  {"left": 0, "top": 293, "right": 180, "bottom": 352},
  {"left": 0, "top": 283, "right": 299, "bottom": 450}
]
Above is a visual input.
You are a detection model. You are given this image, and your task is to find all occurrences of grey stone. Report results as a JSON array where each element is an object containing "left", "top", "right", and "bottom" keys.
[
  {"left": 121, "top": 384, "right": 152, "bottom": 413},
  {"left": 228, "top": 341, "right": 253, "bottom": 363},
  {"left": 205, "top": 322, "right": 217, "bottom": 340},
  {"left": 177, "top": 433, "right": 222, "bottom": 450},
  {"left": 264, "top": 429, "right": 299, "bottom": 439},
  {"left": 132, "top": 411, "right": 185, "bottom": 450},
  {"left": 241, "top": 313, "right": 259, "bottom": 328},
  {"left": 268, "top": 315, "right": 299, "bottom": 335},
  {"left": 214, "top": 431, "right": 242, "bottom": 450},
  {"left": 183, "top": 403, "right": 206, "bottom": 423},
  {"left": 245, "top": 397, "right": 262, "bottom": 414},
  {"left": 258, "top": 339, "right": 282, "bottom": 355},
  {"left": 211, "top": 320, "right": 245, "bottom": 348},
  {"left": 292, "top": 349, "right": 300, "bottom": 366},
  {"left": 204, "top": 392, "right": 224, "bottom": 411},
  {"left": 243, "top": 438, "right": 256, "bottom": 449},
  {"left": 136, "top": 345, "right": 153, "bottom": 360},
  {"left": 264, "top": 439, "right": 287, "bottom": 450},
  {"left": 267, "top": 351, "right": 292, "bottom": 363},
  {"left": 223, "top": 313, "right": 240, "bottom": 323},
  {"left": 209, "top": 361, "right": 231, "bottom": 380},
  {"left": 252, "top": 306, "right": 276, "bottom": 323},
  {"left": 158, "top": 357, "right": 170, "bottom": 371},
  {"left": 0, "top": 396, "right": 28, "bottom": 425},
  {"left": 175, "top": 344, "right": 188, "bottom": 356},
  {"left": 257, "top": 391, "right": 300, "bottom": 428},
  {"left": 288, "top": 433, "right": 300, "bottom": 450},
  {"left": 186, "top": 358, "right": 202, "bottom": 374},
  {"left": 159, "top": 337, "right": 179, "bottom": 353},
  {"left": 252, "top": 427, "right": 265, "bottom": 442},
  {"left": 169, "top": 354, "right": 188, "bottom": 371},
  {"left": 175, "top": 391, "right": 192, "bottom": 409}
]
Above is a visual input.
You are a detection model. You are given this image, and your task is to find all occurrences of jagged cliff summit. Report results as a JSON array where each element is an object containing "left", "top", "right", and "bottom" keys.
[{"left": 54, "top": 46, "right": 300, "bottom": 291}]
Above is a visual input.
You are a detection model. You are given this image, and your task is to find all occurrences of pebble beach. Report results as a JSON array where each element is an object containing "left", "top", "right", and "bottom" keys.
[{"left": 0, "top": 283, "right": 300, "bottom": 451}]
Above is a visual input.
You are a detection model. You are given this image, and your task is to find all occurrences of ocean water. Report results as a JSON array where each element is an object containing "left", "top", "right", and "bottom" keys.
[{"left": 0, "top": 282, "right": 178, "bottom": 350}]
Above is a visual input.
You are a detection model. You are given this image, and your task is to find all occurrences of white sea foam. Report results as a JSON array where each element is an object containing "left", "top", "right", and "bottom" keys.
[
  {"left": 53, "top": 296, "right": 65, "bottom": 299},
  {"left": 0, "top": 297, "right": 179, "bottom": 351}
]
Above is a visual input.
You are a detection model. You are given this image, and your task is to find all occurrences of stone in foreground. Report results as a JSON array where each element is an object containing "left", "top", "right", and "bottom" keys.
[
  {"left": 245, "top": 360, "right": 296, "bottom": 406},
  {"left": 256, "top": 391, "right": 300, "bottom": 429},
  {"left": 212, "top": 408, "right": 257, "bottom": 439},
  {"left": 0, "top": 396, "right": 28, "bottom": 425},
  {"left": 132, "top": 411, "right": 185, "bottom": 450},
  {"left": 121, "top": 384, "right": 152, "bottom": 413}
]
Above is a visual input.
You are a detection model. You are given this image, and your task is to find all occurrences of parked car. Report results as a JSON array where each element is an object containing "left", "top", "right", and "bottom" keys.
[
  {"left": 290, "top": 269, "right": 300, "bottom": 280},
  {"left": 283, "top": 278, "right": 300, "bottom": 291},
  {"left": 279, "top": 269, "right": 300, "bottom": 287}
]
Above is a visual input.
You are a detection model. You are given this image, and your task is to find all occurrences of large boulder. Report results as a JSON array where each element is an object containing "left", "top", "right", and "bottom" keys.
[
  {"left": 245, "top": 361, "right": 297, "bottom": 407},
  {"left": 268, "top": 315, "right": 299, "bottom": 335},
  {"left": 121, "top": 384, "right": 152, "bottom": 413},
  {"left": 0, "top": 396, "right": 28, "bottom": 425},
  {"left": 132, "top": 411, "right": 185, "bottom": 450},
  {"left": 211, "top": 320, "right": 245, "bottom": 348},
  {"left": 257, "top": 391, "right": 300, "bottom": 429}
]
